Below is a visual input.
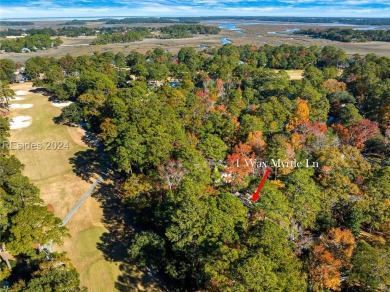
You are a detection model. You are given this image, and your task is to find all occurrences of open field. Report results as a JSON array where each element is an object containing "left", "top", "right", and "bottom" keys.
[
  {"left": 1, "top": 21, "right": 390, "bottom": 63},
  {"left": 7, "top": 82, "right": 158, "bottom": 291},
  {"left": 228, "top": 22, "right": 390, "bottom": 57},
  {"left": 276, "top": 69, "right": 304, "bottom": 80}
]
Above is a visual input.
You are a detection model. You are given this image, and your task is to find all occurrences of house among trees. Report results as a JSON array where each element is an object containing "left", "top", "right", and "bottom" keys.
[
  {"left": 13, "top": 66, "right": 28, "bottom": 82},
  {"left": 14, "top": 73, "right": 28, "bottom": 83},
  {"left": 169, "top": 81, "right": 181, "bottom": 87}
]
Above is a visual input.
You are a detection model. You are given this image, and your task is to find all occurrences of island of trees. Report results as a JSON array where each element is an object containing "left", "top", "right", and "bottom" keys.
[
  {"left": 60, "top": 19, "right": 88, "bottom": 26},
  {"left": 1, "top": 42, "right": 389, "bottom": 291},
  {"left": 0, "top": 21, "right": 34, "bottom": 26},
  {"left": 297, "top": 27, "right": 390, "bottom": 42},
  {"left": 104, "top": 17, "right": 200, "bottom": 24},
  {"left": 0, "top": 27, "right": 96, "bottom": 38},
  {"left": 0, "top": 35, "right": 63, "bottom": 53},
  {"left": 83, "top": 24, "right": 220, "bottom": 44},
  {"left": 90, "top": 27, "right": 151, "bottom": 45},
  {"left": 159, "top": 24, "right": 221, "bottom": 38}
]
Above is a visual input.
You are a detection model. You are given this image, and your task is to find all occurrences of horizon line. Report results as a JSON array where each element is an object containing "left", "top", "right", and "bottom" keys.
[{"left": 2, "top": 15, "right": 390, "bottom": 20}]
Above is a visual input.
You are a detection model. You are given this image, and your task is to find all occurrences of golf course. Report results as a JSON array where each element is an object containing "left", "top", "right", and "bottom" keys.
[{"left": 7, "top": 82, "right": 158, "bottom": 291}]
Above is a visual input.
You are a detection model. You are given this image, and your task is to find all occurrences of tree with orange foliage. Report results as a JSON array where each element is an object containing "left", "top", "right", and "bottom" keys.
[
  {"left": 225, "top": 142, "right": 254, "bottom": 189},
  {"left": 309, "top": 244, "right": 342, "bottom": 291},
  {"left": 332, "top": 119, "right": 379, "bottom": 149},
  {"left": 286, "top": 98, "right": 310, "bottom": 131},
  {"left": 309, "top": 228, "right": 355, "bottom": 291},
  {"left": 246, "top": 130, "right": 266, "bottom": 156},
  {"left": 291, "top": 121, "right": 329, "bottom": 151},
  {"left": 322, "top": 228, "right": 355, "bottom": 268},
  {"left": 215, "top": 78, "right": 225, "bottom": 98}
]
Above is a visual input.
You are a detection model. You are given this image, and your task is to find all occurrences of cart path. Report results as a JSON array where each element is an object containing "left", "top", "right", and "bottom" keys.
[{"left": 62, "top": 174, "right": 103, "bottom": 226}]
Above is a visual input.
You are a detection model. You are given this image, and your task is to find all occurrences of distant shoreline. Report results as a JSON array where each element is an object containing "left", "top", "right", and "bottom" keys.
[{"left": 2, "top": 16, "right": 390, "bottom": 22}]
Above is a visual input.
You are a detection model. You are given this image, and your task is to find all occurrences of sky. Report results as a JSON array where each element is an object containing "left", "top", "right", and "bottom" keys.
[{"left": 1, "top": 0, "right": 390, "bottom": 19}]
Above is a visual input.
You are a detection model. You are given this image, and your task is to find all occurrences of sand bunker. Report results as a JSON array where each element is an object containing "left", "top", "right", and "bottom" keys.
[
  {"left": 52, "top": 101, "right": 73, "bottom": 107},
  {"left": 15, "top": 90, "right": 28, "bottom": 96},
  {"left": 9, "top": 115, "right": 33, "bottom": 130},
  {"left": 12, "top": 96, "right": 26, "bottom": 101},
  {"left": 9, "top": 104, "right": 34, "bottom": 109}
]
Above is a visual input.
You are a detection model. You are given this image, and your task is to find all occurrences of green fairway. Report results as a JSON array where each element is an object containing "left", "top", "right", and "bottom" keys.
[
  {"left": 75, "top": 226, "right": 121, "bottom": 292},
  {"left": 7, "top": 83, "right": 133, "bottom": 292}
]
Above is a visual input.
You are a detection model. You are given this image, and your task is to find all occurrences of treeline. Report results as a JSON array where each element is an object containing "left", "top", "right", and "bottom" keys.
[
  {"left": 104, "top": 17, "right": 200, "bottom": 24},
  {"left": 197, "top": 16, "right": 390, "bottom": 25},
  {"left": 0, "top": 21, "right": 34, "bottom": 26},
  {"left": 159, "top": 24, "right": 221, "bottom": 38},
  {"left": 0, "top": 59, "right": 16, "bottom": 83},
  {"left": 58, "top": 26, "right": 95, "bottom": 37},
  {"left": 90, "top": 25, "right": 220, "bottom": 45},
  {"left": 0, "top": 34, "right": 62, "bottom": 52},
  {"left": 17, "top": 43, "right": 390, "bottom": 291},
  {"left": 249, "top": 43, "right": 346, "bottom": 69},
  {"left": 65, "top": 16, "right": 390, "bottom": 26},
  {"left": 60, "top": 19, "right": 87, "bottom": 25},
  {"left": 297, "top": 28, "right": 390, "bottom": 42},
  {"left": 0, "top": 113, "right": 84, "bottom": 290},
  {"left": 91, "top": 28, "right": 151, "bottom": 45},
  {"left": 0, "top": 27, "right": 95, "bottom": 37}
]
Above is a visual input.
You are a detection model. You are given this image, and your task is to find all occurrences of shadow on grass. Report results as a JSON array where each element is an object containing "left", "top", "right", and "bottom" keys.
[
  {"left": 69, "top": 149, "right": 104, "bottom": 182},
  {"left": 81, "top": 131, "right": 100, "bottom": 148},
  {"left": 29, "top": 87, "right": 51, "bottom": 96},
  {"left": 93, "top": 182, "right": 166, "bottom": 291},
  {"left": 116, "top": 259, "right": 162, "bottom": 291}
]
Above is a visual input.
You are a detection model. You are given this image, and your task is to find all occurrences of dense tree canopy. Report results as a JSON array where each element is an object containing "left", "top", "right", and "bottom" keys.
[
  {"left": 0, "top": 35, "right": 62, "bottom": 53},
  {"left": 297, "top": 28, "right": 390, "bottom": 42},
  {"left": 2, "top": 42, "right": 389, "bottom": 291}
]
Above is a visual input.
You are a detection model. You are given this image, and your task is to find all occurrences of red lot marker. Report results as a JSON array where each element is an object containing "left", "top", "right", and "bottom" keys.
[{"left": 252, "top": 167, "right": 271, "bottom": 202}]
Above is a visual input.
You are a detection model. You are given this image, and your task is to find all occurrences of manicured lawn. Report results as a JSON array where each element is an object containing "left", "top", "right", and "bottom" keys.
[
  {"left": 8, "top": 83, "right": 140, "bottom": 291},
  {"left": 273, "top": 69, "right": 304, "bottom": 80}
]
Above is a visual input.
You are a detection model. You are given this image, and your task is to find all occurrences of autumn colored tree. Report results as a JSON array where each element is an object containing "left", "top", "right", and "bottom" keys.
[
  {"left": 322, "top": 79, "right": 347, "bottom": 93},
  {"left": 292, "top": 121, "right": 329, "bottom": 151},
  {"left": 321, "top": 228, "right": 355, "bottom": 268},
  {"left": 286, "top": 98, "right": 310, "bottom": 131},
  {"left": 225, "top": 142, "right": 254, "bottom": 189},
  {"left": 309, "top": 228, "right": 356, "bottom": 291},
  {"left": 309, "top": 244, "right": 342, "bottom": 291},
  {"left": 332, "top": 119, "right": 379, "bottom": 149},
  {"left": 246, "top": 130, "right": 266, "bottom": 156}
]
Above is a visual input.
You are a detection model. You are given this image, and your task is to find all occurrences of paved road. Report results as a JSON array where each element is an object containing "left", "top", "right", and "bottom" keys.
[{"left": 62, "top": 174, "right": 103, "bottom": 226}]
